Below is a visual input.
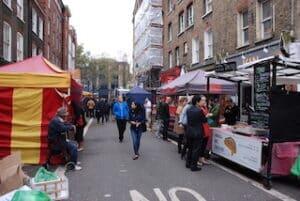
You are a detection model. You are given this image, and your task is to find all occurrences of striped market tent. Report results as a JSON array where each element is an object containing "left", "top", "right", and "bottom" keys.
[{"left": 0, "top": 55, "right": 71, "bottom": 164}]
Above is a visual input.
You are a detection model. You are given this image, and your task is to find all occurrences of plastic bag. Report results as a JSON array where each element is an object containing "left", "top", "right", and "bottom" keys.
[
  {"left": 291, "top": 156, "right": 300, "bottom": 177},
  {"left": 34, "top": 167, "right": 59, "bottom": 183},
  {"left": 12, "top": 190, "right": 51, "bottom": 201}
]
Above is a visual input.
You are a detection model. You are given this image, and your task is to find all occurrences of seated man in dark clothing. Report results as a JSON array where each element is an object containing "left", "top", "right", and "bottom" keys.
[{"left": 48, "top": 107, "right": 82, "bottom": 171}]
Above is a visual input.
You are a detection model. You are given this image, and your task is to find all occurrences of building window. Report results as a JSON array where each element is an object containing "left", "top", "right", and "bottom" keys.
[
  {"left": 204, "top": 29, "right": 213, "bottom": 59},
  {"left": 3, "top": 22, "right": 12, "bottom": 62},
  {"left": 32, "top": 43, "right": 37, "bottom": 56},
  {"left": 184, "top": 42, "right": 188, "bottom": 55},
  {"left": 175, "top": 47, "right": 180, "bottom": 66},
  {"left": 17, "top": 0, "right": 24, "bottom": 20},
  {"left": 3, "top": 0, "right": 11, "bottom": 9},
  {"left": 257, "top": 0, "right": 273, "bottom": 39},
  {"left": 178, "top": 12, "right": 185, "bottom": 34},
  {"left": 187, "top": 4, "right": 194, "bottom": 27},
  {"left": 32, "top": 8, "right": 37, "bottom": 34},
  {"left": 168, "top": 51, "right": 173, "bottom": 68},
  {"left": 48, "top": 0, "right": 51, "bottom": 8},
  {"left": 47, "top": 20, "right": 50, "bottom": 35},
  {"left": 17, "top": 33, "right": 24, "bottom": 61},
  {"left": 192, "top": 37, "right": 200, "bottom": 64},
  {"left": 168, "top": 23, "right": 172, "bottom": 41},
  {"left": 204, "top": 0, "right": 212, "bottom": 15},
  {"left": 39, "top": 18, "right": 44, "bottom": 40},
  {"left": 168, "top": 0, "right": 172, "bottom": 13},
  {"left": 237, "top": 10, "right": 249, "bottom": 46}
]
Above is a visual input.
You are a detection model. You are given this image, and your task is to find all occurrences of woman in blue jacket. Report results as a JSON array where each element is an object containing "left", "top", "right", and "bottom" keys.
[
  {"left": 113, "top": 96, "right": 129, "bottom": 142},
  {"left": 129, "top": 101, "right": 146, "bottom": 160}
]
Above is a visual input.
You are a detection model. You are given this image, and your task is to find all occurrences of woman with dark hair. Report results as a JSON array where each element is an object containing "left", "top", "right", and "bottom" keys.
[{"left": 129, "top": 101, "right": 146, "bottom": 160}]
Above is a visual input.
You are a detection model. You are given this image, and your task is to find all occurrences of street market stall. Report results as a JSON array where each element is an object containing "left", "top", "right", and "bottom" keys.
[
  {"left": 126, "top": 86, "right": 152, "bottom": 104},
  {"left": 207, "top": 55, "right": 300, "bottom": 188},
  {"left": 158, "top": 69, "right": 236, "bottom": 95},
  {"left": 0, "top": 55, "right": 73, "bottom": 164}
]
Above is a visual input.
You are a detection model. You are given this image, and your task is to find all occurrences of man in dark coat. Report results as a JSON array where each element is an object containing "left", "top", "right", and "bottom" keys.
[
  {"left": 48, "top": 107, "right": 82, "bottom": 171},
  {"left": 186, "top": 95, "right": 207, "bottom": 172},
  {"left": 159, "top": 97, "right": 171, "bottom": 141}
]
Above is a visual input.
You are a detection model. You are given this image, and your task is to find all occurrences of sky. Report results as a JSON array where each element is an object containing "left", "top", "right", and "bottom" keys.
[{"left": 63, "top": 0, "right": 134, "bottom": 62}]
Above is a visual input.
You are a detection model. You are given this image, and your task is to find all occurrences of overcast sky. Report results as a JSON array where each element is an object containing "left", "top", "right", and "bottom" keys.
[{"left": 63, "top": 0, "right": 134, "bottom": 62}]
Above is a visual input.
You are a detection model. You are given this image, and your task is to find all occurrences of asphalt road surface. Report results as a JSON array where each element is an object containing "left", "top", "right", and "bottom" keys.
[{"left": 66, "top": 120, "right": 299, "bottom": 201}]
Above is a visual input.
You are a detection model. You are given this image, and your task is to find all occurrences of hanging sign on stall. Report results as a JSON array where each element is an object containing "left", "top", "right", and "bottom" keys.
[
  {"left": 215, "top": 62, "right": 237, "bottom": 73},
  {"left": 251, "top": 63, "right": 271, "bottom": 129},
  {"left": 212, "top": 128, "right": 263, "bottom": 172}
]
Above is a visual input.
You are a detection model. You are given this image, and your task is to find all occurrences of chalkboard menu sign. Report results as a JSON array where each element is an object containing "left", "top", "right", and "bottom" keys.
[
  {"left": 251, "top": 63, "right": 271, "bottom": 129},
  {"left": 215, "top": 62, "right": 237, "bottom": 73}
]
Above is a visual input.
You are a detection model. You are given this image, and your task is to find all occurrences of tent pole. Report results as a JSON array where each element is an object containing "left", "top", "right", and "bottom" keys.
[{"left": 207, "top": 76, "right": 210, "bottom": 94}]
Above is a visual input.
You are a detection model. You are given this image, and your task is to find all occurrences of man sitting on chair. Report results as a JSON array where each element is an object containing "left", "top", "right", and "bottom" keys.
[{"left": 48, "top": 107, "right": 82, "bottom": 171}]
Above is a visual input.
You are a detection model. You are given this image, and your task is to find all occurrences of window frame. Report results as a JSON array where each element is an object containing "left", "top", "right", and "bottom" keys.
[
  {"left": 192, "top": 37, "right": 200, "bottom": 64},
  {"left": 168, "top": 23, "right": 173, "bottom": 42},
  {"left": 183, "top": 42, "right": 188, "bottom": 55},
  {"left": 204, "top": 29, "right": 213, "bottom": 59},
  {"left": 204, "top": 0, "right": 213, "bottom": 15},
  {"left": 175, "top": 47, "right": 180, "bottom": 66},
  {"left": 39, "top": 17, "right": 44, "bottom": 40},
  {"left": 32, "top": 8, "right": 38, "bottom": 34},
  {"left": 168, "top": 0, "right": 173, "bottom": 13},
  {"left": 260, "top": 0, "right": 272, "bottom": 39},
  {"left": 17, "top": 32, "right": 24, "bottom": 61},
  {"left": 3, "top": 0, "right": 12, "bottom": 9},
  {"left": 32, "top": 43, "right": 37, "bottom": 56},
  {"left": 3, "top": 21, "right": 12, "bottom": 62},
  {"left": 237, "top": 10, "right": 249, "bottom": 46},
  {"left": 17, "top": 0, "right": 24, "bottom": 20},
  {"left": 186, "top": 3, "right": 194, "bottom": 27},
  {"left": 168, "top": 51, "right": 173, "bottom": 68},
  {"left": 178, "top": 11, "right": 185, "bottom": 34}
]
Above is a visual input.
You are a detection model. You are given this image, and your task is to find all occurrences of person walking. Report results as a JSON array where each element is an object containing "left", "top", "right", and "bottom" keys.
[
  {"left": 87, "top": 98, "right": 96, "bottom": 118},
  {"left": 144, "top": 98, "right": 152, "bottom": 131},
  {"left": 159, "top": 97, "right": 171, "bottom": 141},
  {"left": 113, "top": 96, "right": 129, "bottom": 143},
  {"left": 74, "top": 105, "right": 86, "bottom": 151},
  {"left": 199, "top": 97, "right": 212, "bottom": 165},
  {"left": 179, "top": 96, "right": 193, "bottom": 159},
  {"left": 174, "top": 97, "right": 187, "bottom": 153},
  {"left": 104, "top": 99, "right": 110, "bottom": 122},
  {"left": 186, "top": 95, "right": 207, "bottom": 172},
  {"left": 129, "top": 101, "right": 146, "bottom": 160},
  {"left": 95, "top": 98, "right": 101, "bottom": 124}
]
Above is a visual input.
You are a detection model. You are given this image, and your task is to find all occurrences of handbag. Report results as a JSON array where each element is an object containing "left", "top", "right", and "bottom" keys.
[{"left": 140, "top": 122, "right": 147, "bottom": 133}]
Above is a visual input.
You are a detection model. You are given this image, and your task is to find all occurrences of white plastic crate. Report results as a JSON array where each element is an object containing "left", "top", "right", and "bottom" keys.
[{"left": 30, "top": 174, "right": 69, "bottom": 201}]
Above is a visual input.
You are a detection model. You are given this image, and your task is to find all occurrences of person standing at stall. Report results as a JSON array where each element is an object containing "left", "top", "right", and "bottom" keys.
[
  {"left": 129, "top": 101, "right": 146, "bottom": 160},
  {"left": 224, "top": 98, "right": 239, "bottom": 125},
  {"left": 208, "top": 98, "right": 220, "bottom": 127},
  {"left": 160, "top": 97, "right": 172, "bottom": 141},
  {"left": 186, "top": 95, "right": 207, "bottom": 172},
  {"left": 174, "top": 97, "right": 187, "bottom": 153},
  {"left": 113, "top": 96, "right": 129, "bottom": 143}
]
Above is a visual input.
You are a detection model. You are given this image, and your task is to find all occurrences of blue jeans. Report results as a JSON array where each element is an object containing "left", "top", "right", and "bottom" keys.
[
  {"left": 130, "top": 128, "right": 142, "bottom": 155},
  {"left": 67, "top": 141, "right": 78, "bottom": 164}
]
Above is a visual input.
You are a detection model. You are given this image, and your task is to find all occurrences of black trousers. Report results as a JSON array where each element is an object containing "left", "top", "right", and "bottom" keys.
[
  {"left": 178, "top": 134, "right": 184, "bottom": 153},
  {"left": 199, "top": 137, "right": 209, "bottom": 158},
  {"left": 186, "top": 137, "right": 203, "bottom": 169},
  {"left": 116, "top": 119, "right": 127, "bottom": 141},
  {"left": 88, "top": 109, "right": 94, "bottom": 117},
  {"left": 162, "top": 119, "right": 169, "bottom": 140}
]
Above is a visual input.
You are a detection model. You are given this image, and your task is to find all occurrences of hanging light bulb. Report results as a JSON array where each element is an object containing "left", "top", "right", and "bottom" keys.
[
  {"left": 263, "top": 47, "right": 269, "bottom": 53},
  {"left": 241, "top": 54, "right": 246, "bottom": 60}
]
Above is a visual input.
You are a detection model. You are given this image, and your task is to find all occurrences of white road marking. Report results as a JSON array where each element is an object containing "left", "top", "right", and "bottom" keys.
[
  {"left": 120, "top": 169, "right": 128, "bottom": 173},
  {"left": 83, "top": 118, "right": 93, "bottom": 137},
  {"left": 130, "top": 190, "right": 150, "bottom": 201},
  {"left": 168, "top": 139, "right": 297, "bottom": 201},
  {"left": 169, "top": 187, "right": 207, "bottom": 201},
  {"left": 153, "top": 188, "right": 168, "bottom": 201}
]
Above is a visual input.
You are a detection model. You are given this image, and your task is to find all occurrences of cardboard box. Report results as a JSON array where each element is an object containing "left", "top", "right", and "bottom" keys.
[{"left": 0, "top": 153, "right": 27, "bottom": 196}]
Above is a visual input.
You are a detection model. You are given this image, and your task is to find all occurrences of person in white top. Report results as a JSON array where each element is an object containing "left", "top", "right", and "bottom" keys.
[{"left": 144, "top": 98, "right": 152, "bottom": 130}]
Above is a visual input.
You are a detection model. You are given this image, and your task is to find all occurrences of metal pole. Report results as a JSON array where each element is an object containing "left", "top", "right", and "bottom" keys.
[{"left": 207, "top": 76, "right": 210, "bottom": 94}]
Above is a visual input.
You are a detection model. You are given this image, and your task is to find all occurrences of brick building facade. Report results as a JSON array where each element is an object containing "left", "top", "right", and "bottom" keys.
[
  {"left": 0, "top": 0, "right": 76, "bottom": 70},
  {"left": 163, "top": 0, "right": 299, "bottom": 72}
]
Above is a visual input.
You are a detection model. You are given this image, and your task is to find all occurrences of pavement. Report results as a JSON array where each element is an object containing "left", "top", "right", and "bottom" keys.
[{"left": 60, "top": 120, "right": 300, "bottom": 201}]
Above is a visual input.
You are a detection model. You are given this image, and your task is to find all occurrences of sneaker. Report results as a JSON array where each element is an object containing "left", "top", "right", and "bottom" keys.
[
  {"left": 78, "top": 148, "right": 84, "bottom": 152},
  {"left": 75, "top": 165, "right": 82, "bottom": 171},
  {"left": 132, "top": 155, "right": 139, "bottom": 160}
]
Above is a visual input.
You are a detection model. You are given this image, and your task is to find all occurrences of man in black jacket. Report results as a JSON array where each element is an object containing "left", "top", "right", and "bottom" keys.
[
  {"left": 159, "top": 97, "right": 171, "bottom": 141},
  {"left": 186, "top": 95, "right": 207, "bottom": 172}
]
